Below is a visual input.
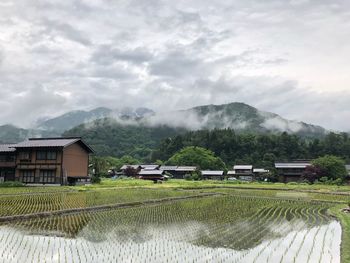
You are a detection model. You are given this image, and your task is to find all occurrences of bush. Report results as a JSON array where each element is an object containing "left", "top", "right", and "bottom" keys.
[
  {"left": 0, "top": 181, "right": 25, "bottom": 187},
  {"left": 91, "top": 175, "right": 101, "bottom": 184},
  {"left": 329, "top": 178, "right": 343, "bottom": 186}
]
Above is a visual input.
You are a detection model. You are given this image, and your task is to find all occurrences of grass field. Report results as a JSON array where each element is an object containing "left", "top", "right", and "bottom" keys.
[{"left": 0, "top": 179, "right": 349, "bottom": 262}]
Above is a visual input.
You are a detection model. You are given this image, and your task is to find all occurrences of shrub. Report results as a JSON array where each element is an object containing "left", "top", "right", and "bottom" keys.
[
  {"left": 0, "top": 181, "right": 24, "bottom": 187},
  {"left": 91, "top": 175, "right": 101, "bottom": 184}
]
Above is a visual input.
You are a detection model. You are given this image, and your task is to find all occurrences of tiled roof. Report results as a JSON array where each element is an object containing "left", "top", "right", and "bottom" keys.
[
  {"left": 140, "top": 164, "right": 160, "bottom": 170},
  {"left": 275, "top": 162, "right": 310, "bottom": 169},
  {"left": 201, "top": 170, "right": 224, "bottom": 176},
  {"left": 13, "top": 138, "right": 94, "bottom": 153},
  {"left": 0, "top": 144, "right": 16, "bottom": 153},
  {"left": 139, "top": 170, "right": 164, "bottom": 175},
  {"left": 159, "top": 166, "right": 178, "bottom": 171},
  {"left": 175, "top": 166, "right": 197, "bottom": 172},
  {"left": 234, "top": 165, "right": 253, "bottom": 170}
]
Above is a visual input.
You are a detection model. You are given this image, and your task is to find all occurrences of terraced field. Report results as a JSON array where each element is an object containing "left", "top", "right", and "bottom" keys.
[{"left": 0, "top": 193, "right": 342, "bottom": 263}]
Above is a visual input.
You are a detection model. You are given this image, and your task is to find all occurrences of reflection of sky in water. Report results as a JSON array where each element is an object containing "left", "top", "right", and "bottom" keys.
[{"left": 0, "top": 219, "right": 341, "bottom": 263}]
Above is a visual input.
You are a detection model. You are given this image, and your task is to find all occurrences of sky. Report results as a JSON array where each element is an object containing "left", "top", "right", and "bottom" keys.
[{"left": 0, "top": 0, "right": 349, "bottom": 131}]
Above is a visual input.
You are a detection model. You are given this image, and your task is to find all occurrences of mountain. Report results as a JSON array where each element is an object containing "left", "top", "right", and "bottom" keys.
[
  {"left": 0, "top": 102, "right": 329, "bottom": 152},
  {"left": 185, "top": 102, "right": 327, "bottom": 138},
  {"left": 37, "top": 107, "right": 113, "bottom": 132},
  {"left": 36, "top": 107, "right": 155, "bottom": 132},
  {"left": 0, "top": 125, "right": 60, "bottom": 143},
  {"left": 63, "top": 118, "right": 185, "bottom": 159}
]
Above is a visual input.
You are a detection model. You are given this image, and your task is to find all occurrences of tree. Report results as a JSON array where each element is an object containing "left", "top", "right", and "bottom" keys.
[
  {"left": 301, "top": 165, "right": 325, "bottom": 183},
  {"left": 311, "top": 155, "right": 347, "bottom": 180},
  {"left": 167, "top": 146, "right": 226, "bottom": 170}
]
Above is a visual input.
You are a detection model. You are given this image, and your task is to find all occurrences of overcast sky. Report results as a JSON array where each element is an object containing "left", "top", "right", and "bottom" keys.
[{"left": 0, "top": 0, "right": 349, "bottom": 130}]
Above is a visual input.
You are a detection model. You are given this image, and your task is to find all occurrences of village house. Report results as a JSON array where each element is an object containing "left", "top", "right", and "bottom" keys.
[
  {"left": 233, "top": 165, "right": 254, "bottom": 181},
  {"left": 138, "top": 170, "right": 166, "bottom": 181},
  {"left": 159, "top": 166, "right": 178, "bottom": 177},
  {"left": 253, "top": 168, "right": 269, "bottom": 179},
  {"left": 201, "top": 170, "right": 224, "bottom": 180},
  {"left": 173, "top": 166, "right": 197, "bottom": 179},
  {"left": 275, "top": 161, "right": 311, "bottom": 183},
  {"left": 0, "top": 137, "right": 93, "bottom": 185}
]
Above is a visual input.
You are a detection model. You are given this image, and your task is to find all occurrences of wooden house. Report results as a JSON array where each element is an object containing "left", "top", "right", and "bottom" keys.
[
  {"left": 275, "top": 161, "right": 311, "bottom": 183},
  {"left": 173, "top": 166, "right": 197, "bottom": 179},
  {"left": 0, "top": 137, "right": 93, "bottom": 185},
  {"left": 138, "top": 170, "right": 166, "bottom": 181},
  {"left": 233, "top": 165, "right": 254, "bottom": 181},
  {"left": 201, "top": 170, "right": 224, "bottom": 180}
]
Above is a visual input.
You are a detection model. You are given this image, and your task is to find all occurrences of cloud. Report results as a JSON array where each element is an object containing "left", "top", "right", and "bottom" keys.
[{"left": 0, "top": 0, "right": 349, "bottom": 131}]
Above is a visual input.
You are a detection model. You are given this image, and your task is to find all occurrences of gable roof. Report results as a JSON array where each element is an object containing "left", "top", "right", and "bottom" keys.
[
  {"left": 275, "top": 162, "right": 310, "bottom": 169},
  {"left": 140, "top": 164, "right": 160, "bottom": 170},
  {"left": 159, "top": 166, "right": 178, "bottom": 171},
  {"left": 201, "top": 170, "right": 224, "bottom": 176},
  {"left": 139, "top": 170, "right": 164, "bottom": 175},
  {"left": 13, "top": 137, "right": 94, "bottom": 153},
  {"left": 234, "top": 165, "right": 253, "bottom": 170},
  {"left": 175, "top": 166, "right": 197, "bottom": 172},
  {"left": 0, "top": 144, "right": 16, "bottom": 153}
]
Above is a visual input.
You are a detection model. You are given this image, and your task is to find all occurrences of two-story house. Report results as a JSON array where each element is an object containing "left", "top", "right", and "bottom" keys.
[{"left": 0, "top": 137, "right": 93, "bottom": 185}]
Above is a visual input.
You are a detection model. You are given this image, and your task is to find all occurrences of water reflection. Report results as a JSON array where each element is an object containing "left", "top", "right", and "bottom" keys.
[{"left": 0, "top": 197, "right": 342, "bottom": 263}]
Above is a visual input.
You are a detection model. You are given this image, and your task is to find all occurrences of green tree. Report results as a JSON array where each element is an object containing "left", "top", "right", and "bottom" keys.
[
  {"left": 167, "top": 146, "right": 226, "bottom": 170},
  {"left": 311, "top": 155, "right": 347, "bottom": 180}
]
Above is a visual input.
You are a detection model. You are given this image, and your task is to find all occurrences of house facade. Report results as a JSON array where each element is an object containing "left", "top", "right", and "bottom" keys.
[
  {"left": 0, "top": 145, "right": 16, "bottom": 183},
  {"left": 0, "top": 138, "right": 93, "bottom": 185},
  {"left": 201, "top": 170, "right": 224, "bottom": 180},
  {"left": 233, "top": 165, "right": 254, "bottom": 181},
  {"left": 275, "top": 161, "right": 311, "bottom": 183}
]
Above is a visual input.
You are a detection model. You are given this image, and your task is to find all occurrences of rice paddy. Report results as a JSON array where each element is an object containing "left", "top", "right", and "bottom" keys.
[{"left": 0, "top": 189, "right": 343, "bottom": 263}]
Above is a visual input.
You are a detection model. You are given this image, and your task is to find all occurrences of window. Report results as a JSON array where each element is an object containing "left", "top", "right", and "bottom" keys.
[
  {"left": 47, "top": 151, "right": 57, "bottom": 160},
  {"left": 19, "top": 152, "right": 31, "bottom": 161},
  {"left": 39, "top": 170, "right": 56, "bottom": 184},
  {"left": 21, "top": 170, "right": 35, "bottom": 183},
  {"left": 36, "top": 151, "right": 57, "bottom": 160},
  {"left": 36, "top": 151, "right": 46, "bottom": 160},
  {"left": 0, "top": 154, "right": 15, "bottom": 162}
]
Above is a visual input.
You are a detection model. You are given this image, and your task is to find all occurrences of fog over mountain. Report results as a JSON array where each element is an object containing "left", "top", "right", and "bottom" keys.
[
  {"left": 0, "top": 1, "right": 350, "bottom": 131},
  {"left": 33, "top": 102, "right": 327, "bottom": 137}
]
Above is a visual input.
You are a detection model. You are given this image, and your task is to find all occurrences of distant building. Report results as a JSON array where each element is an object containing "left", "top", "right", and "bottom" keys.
[
  {"left": 173, "top": 166, "right": 197, "bottom": 179},
  {"left": 0, "top": 138, "right": 93, "bottom": 185},
  {"left": 138, "top": 170, "right": 166, "bottom": 181},
  {"left": 275, "top": 161, "right": 311, "bottom": 183},
  {"left": 233, "top": 165, "right": 254, "bottom": 181},
  {"left": 159, "top": 166, "right": 178, "bottom": 177},
  {"left": 201, "top": 170, "right": 224, "bottom": 180},
  {"left": 140, "top": 164, "right": 160, "bottom": 170},
  {"left": 253, "top": 168, "right": 269, "bottom": 179}
]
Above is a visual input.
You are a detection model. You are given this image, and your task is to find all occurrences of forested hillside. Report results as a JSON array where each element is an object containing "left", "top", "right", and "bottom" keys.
[
  {"left": 151, "top": 129, "right": 350, "bottom": 167},
  {"left": 63, "top": 118, "right": 186, "bottom": 159}
]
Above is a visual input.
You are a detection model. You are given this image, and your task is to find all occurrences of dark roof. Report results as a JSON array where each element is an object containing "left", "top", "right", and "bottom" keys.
[
  {"left": 0, "top": 144, "right": 16, "bottom": 153},
  {"left": 13, "top": 137, "right": 94, "bottom": 153}
]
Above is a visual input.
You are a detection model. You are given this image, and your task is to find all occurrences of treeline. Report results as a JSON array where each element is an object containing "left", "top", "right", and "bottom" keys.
[{"left": 151, "top": 129, "right": 350, "bottom": 167}]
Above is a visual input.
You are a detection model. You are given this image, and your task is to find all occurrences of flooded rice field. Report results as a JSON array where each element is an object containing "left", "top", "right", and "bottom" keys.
[{"left": 0, "top": 196, "right": 341, "bottom": 263}]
